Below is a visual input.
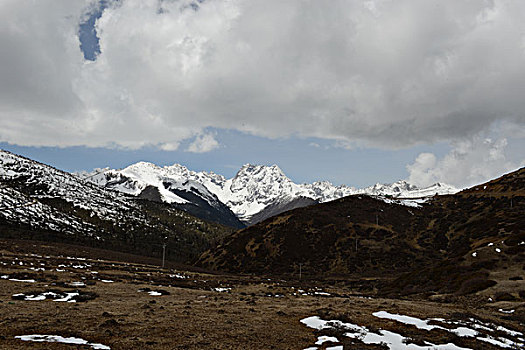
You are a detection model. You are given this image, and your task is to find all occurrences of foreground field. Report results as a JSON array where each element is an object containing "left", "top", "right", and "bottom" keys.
[{"left": 0, "top": 239, "right": 523, "bottom": 349}]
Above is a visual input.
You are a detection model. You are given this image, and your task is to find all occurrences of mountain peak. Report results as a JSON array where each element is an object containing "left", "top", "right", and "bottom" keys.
[
  {"left": 165, "top": 163, "right": 191, "bottom": 172},
  {"left": 123, "top": 161, "right": 160, "bottom": 172},
  {"left": 132, "top": 161, "right": 157, "bottom": 167},
  {"left": 235, "top": 163, "right": 287, "bottom": 179},
  {"left": 80, "top": 160, "right": 459, "bottom": 224}
]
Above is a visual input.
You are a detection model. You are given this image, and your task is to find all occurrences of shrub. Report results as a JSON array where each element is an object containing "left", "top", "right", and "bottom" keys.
[
  {"left": 494, "top": 292, "right": 516, "bottom": 301},
  {"left": 456, "top": 278, "right": 497, "bottom": 295}
]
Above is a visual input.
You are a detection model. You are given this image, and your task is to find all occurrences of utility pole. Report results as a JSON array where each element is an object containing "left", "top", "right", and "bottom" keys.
[{"left": 161, "top": 243, "right": 166, "bottom": 269}]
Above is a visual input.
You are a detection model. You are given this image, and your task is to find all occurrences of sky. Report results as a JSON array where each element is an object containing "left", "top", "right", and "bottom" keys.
[{"left": 1, "top": 0, "right": 524, "bottom": 188}]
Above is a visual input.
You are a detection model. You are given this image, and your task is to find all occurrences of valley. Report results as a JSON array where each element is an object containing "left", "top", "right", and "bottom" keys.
[
  {"left": 0, "top": 239, "right": 523, "bottom": 350},
  {"left": 1, "top": 150, "right": 524, "bottom": 349}
]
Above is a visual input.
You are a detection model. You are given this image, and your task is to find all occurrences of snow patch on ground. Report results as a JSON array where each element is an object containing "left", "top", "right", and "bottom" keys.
[
  {"left": 374, "top": 311, "right": 477, "bottom": 337},
  {"left": 12, "top": 291, "right": 79, "bottom": 302},
  {"left": 15, "top": 335, "right": 110, "bottom": 349},
  {"left": 374, "top": 311, "right": 440, "bottom": 331},
  {"left": 7, "top": 278, "right": 36, "bottom": 283},
  {"left": 315, "top": 335, "right": 339, "bottom": 345},
  {"left": 69, "top": 281, "right": 86, "bottom": 287},
  {"left": 301, "top": 311, "right": 524, "bottom": 350},
  {"left": 54, "top": 293, "right": 80, "bottom": 302},
  {"left": 137, "top": 288, "right": 170, "bottom": 296},
  {"left": 300, "top": 316, "right": 470, "bottom": 350},
  {"left": 374, "top": 311, "right": 524, "bottom": 349}
]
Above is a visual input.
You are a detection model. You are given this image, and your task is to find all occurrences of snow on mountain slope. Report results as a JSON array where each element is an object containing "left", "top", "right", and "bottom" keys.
[
  {"left": 0, "top": 185, "right": 98, "bottom": 235},
  {"left": 83, "top": 162, "right": 188, "bottom": 204},
  {"left": 0, "top": 149, "right": 161, "bottom": 240},
  {"left": 82, "top": 162, "right": 224, "bottom": 205},
  {"left": 209, "top": 164, "right": 312, "bottom": 222},
  {"left": 359, "top": 180, "right": 458, "bottom": 199},
  {"left": 0, "top": 150, "right": 140, "bottom": 223},
  {"left": 79, "top": 162, "right": 244, "bottom": 228},
  {"left": 80, "top": 162, "right": 459, "bottom": 225}
]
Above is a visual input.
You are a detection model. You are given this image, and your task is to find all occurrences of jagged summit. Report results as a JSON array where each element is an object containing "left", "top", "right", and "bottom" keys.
[
  {"left": 236, "top": 163, "right": 286, "bottom": 177},
  {"left": 79, "top": 161, "right": 459, "bottom": 225}
]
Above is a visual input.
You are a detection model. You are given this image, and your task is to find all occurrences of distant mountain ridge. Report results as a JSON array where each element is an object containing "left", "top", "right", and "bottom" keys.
[
  {"left": 79, "top": 162, "right": 459, "bottom": 225},
  {"left": 78, "top": 162, "right": 244, "bottom": 228},
  {"left": 0, "top": 149, "right": 234, "bottom": 262}
]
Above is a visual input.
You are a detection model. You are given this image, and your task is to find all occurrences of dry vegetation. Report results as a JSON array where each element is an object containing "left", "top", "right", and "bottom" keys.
[{"left": 1, "top": 239, "right": 523, "bottom": 349}]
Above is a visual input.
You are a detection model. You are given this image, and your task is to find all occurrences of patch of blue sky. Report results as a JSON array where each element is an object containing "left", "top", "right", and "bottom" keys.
[{"left": 78, "top": 1, "right": 108, "bottom": 61}]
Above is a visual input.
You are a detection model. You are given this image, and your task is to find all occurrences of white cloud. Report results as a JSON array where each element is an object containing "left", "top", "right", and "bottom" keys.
[
  {"left": 1, "top": 0, "right": 525, "bottom": 151},
  {"left": 186, "top": 132, "right": 220, "bottom": 153},
  {"left": 0, "top": 0, "right": 89, "bottom": 146},
  {"left": 159, "top": 142, "right": 180, "bottom": 151},
  {"left": 407, "top": 135, "right": 524, "bottom": 188}
]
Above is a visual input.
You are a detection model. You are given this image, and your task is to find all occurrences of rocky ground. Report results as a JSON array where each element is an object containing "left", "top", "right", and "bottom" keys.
[{"left": 0, "top": 239, "right": 523, "bottom": 349}]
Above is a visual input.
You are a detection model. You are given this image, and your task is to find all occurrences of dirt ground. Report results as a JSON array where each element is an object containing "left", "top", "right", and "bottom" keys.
[{"left": 0, "top": 239, "right": 523, "bottom": 349}]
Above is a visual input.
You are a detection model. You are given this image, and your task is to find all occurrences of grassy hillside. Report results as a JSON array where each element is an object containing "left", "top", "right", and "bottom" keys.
[{"left": 198, "top": 168, "right": 525, "bottom": 298}]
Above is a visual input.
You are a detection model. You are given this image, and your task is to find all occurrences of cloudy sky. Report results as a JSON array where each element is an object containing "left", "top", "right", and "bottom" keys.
[{"left": 1, "top": 0, "right": 524, "bottom": 188}]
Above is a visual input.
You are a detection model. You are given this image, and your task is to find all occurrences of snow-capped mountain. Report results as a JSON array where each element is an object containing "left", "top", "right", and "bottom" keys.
[
  {"left": 78, "top": 162, "right": 244, "bottom": 228},
  {"left": 358, "top": 180, "right": 458, "bottom": 198},
  {"left": 80, "top": 162, "right": 459, "bottom": 225},
  {"left": 82, "top": 162, "right": 205, "bottom": 204},
  {"left": 0, "top": 150, "right": 235, "bottom": 261}
]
